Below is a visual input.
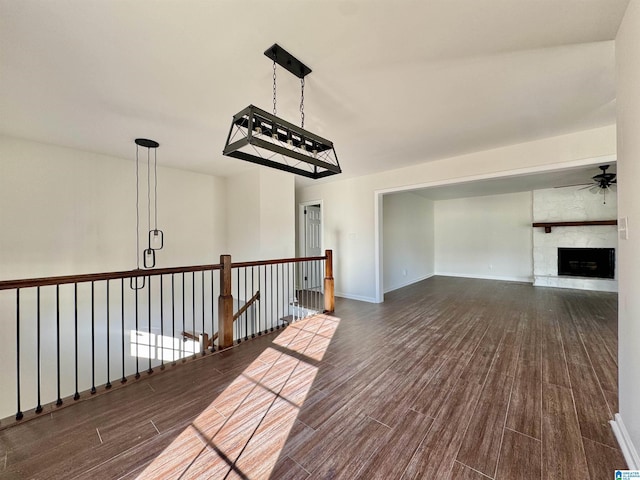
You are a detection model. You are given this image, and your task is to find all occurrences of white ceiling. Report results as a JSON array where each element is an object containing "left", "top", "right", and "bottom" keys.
[{"left": 0, "top": 0, "right": 629, "bottom": 192}]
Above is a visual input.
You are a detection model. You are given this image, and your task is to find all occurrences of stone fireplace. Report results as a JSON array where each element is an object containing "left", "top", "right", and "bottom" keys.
[{"left": 532, "top": 186, "right": 618, "bottom": 292}]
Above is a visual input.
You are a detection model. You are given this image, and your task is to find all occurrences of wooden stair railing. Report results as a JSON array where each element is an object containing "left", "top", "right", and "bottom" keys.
[
  {"left": 0, "top": 250, "right": 334, "bottom": 424},
  {"left": 233, "top": 290, "right": 260, "bottom": 322},
  {"left": 324, "top": 249, "right": 335, "bottom": 313},
  {"left": 182, "top": 290, "right": 260, "bottom": 350}
]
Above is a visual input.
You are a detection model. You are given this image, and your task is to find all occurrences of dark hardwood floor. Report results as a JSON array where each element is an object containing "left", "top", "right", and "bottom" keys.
[{"left": 0, "top": 276, "right": 625, "bottom": 479}]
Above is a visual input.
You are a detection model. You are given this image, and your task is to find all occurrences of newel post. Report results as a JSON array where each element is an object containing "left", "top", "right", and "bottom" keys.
[
  {"left": 324, "top": 249, "right": 335, "bottom": 313},
  {"left": 218, "top": 254, "right": 234, "bottom": 349}
]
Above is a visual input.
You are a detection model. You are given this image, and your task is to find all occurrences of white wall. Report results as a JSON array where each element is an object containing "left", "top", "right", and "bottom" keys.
[
  {"left": 434, "top": 191, "right": 533, "bottom": 282},
  {"left": 614, "top": 0, "right": 640, "bottom": 467},
  {"left": 298, "top": 176, "right": 376, "bottom": 302},
  {"left": 532, "top": 187, "right": 618, "bottom": 292},
  {"left": 226, "top": 168, "right": 295, "bottom": 262},
  {"left": 298, "top": 125, "right": 615, "bottom": 302},
  {"left": 0, "top": 135, "right": 227, "bottom": 280},
  {"left": 226, "top": 169, "right": 261, "bottom": 262},
  {"left": 258, "top": 169, "right": 295, "bottom": 260},
  {"left": 383, "top": 192, "right": 434, "bottom": 293}
]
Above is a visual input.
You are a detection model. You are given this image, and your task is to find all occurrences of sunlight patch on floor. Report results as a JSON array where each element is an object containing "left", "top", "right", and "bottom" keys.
[
  {"left": 273, "top": 315, "right": 338, "bottom": 362},
  {"left": 136, "top": 314, "right": 340, "bottom": 479}
]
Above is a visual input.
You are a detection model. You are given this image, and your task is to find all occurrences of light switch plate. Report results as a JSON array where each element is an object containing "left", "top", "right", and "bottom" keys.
[{"left": 619, "top": 216, "right": 629, "bottom": 240}]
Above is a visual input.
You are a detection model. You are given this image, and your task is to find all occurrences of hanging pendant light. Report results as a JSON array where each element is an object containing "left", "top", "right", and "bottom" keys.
[
  {"left": 223, "top": 43, "right": 342, "bottom": 179},
  {"left": 133, "top": 138, "right": 163, "bottom": 274},
  {"left": 147, "top": 141, "right": 164, "bottom": 251}
]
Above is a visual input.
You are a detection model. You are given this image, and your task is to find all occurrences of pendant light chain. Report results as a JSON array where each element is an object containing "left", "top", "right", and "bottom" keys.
[
  {"left": 300, "top": 77, "right": 305, "bottom": 128},
  {"left": 154, "top": 148, "right": 158, "bottom": 230},
  {"left": 273, "top": 60, "right": 277, "bottom": 116},
  {"left": 147, "top": 148, "right": 151, "bottom": 236},
  {"left": 135, "top": 145, "right": 141, "bottom": 270}
]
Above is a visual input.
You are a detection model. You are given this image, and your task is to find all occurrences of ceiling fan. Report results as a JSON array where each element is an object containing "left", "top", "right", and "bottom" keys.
[{"left": 555, "top": 164, "right": 617, "bottom": 204}]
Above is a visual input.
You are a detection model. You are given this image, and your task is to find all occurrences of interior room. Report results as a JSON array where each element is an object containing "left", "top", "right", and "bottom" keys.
[
  {"left": 381, "top": 164, "right": 619, "bottom": 295},
  {"left": 1, "top": 1, "right": 640, "bottom": 478}
]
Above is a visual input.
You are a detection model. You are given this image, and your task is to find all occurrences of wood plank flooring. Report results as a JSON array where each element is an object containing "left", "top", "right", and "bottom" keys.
[{"left": 0, "top": 276, "right": 626, "bottom": 479}]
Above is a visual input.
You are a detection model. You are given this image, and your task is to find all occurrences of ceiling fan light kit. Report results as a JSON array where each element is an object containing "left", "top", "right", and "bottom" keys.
[
  {"left": 222, "top": 43, "right": 342, "bottom": 179},
  {"left": 586, "top": 164, "right": 617, "bottom": 204},
  {"left": 590, "top": 164, "right": 617, "bottom": 189}
]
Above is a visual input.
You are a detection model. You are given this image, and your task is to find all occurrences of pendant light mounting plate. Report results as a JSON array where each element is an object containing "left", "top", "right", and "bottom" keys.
[
  {"left": 264, "top": 43, "right": 311, "bottom": 79},
  {"left": 135, "top": 138, "right": 159, "bottom": 149}
]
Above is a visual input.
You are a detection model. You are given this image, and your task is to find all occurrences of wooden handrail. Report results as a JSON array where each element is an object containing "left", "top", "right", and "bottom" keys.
[
  {"left": 183, "top": 331, "right": 218, "bottom": 348},
  {"left": 183, "top": 290, "right": 260, "bottom": 349},
  {"left": 0, "top": 264, "right": 223, "bottom": 291},
  {"left": 0, "top": 254, "right": 329, "bottom": 291},
  {"left": 181, "top": 332, "right": 200, "bottom": 342},
  {"left": 231, "top": 255, "right": 327, "bottom": 269},
  {"left": 233, "top": 291, "right": 260, "bottom": 321}
]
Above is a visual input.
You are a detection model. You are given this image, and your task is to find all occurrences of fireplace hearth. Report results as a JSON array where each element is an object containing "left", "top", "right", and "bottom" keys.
[{"left": 557, "top": 248, "right": 615, "bottom": 279}]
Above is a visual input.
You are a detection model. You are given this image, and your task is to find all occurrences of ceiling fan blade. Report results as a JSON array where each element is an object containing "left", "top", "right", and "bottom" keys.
[
  {"left": 555, "top": 183, "right": 592, "bottom": 189},
  {"left": 589, "top": 185, "right": 601, "bottom": 194}
]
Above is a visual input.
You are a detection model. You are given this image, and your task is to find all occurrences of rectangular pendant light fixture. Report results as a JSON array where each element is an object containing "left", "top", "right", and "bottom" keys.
[
  {"left": 222, "top": 44, "right": 341, "bottom": 179},
  {"left": 223, "top": 104, "right": 341, "bottom": 179}
]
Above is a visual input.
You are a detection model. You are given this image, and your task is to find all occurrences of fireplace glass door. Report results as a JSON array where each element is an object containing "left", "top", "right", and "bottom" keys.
[{"left": 557, "top": 248, "right": 615, "bottom": 279}]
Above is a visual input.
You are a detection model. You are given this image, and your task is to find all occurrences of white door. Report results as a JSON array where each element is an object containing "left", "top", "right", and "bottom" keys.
[
  {"left": 304, "top": 205, "right": 322, "bottom": 256},
  {"left": 304, "top": 205, "right": 322, "bottom": 289}
]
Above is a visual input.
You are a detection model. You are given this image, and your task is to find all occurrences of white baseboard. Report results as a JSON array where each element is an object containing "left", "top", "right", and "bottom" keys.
[
  {"left": 434, "top": 272, "right": 533, "bottom": 283},
  {"left": 383, "top": 273, "right": 435, "bottom": 294},
  {"left": 611, "top": 413, "right": 640, "bottom": 469},
  {"left": 334, "top": 291, "right": 378, "bottom": 303}
]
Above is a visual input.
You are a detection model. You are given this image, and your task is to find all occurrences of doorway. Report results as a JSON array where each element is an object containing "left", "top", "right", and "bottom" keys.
[{"left": 298, "top": 201, "right": 323, "bottom": 290}]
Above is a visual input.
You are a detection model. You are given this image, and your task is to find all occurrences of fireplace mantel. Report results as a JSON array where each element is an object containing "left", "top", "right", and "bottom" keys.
[{"left": 532, "top": 220, "right": 617, "bottom": 233}]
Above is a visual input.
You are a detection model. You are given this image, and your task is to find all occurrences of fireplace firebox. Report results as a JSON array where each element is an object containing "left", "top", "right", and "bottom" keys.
[{"left": 557, "top": 248, "right": 615, "bottom": 279}]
